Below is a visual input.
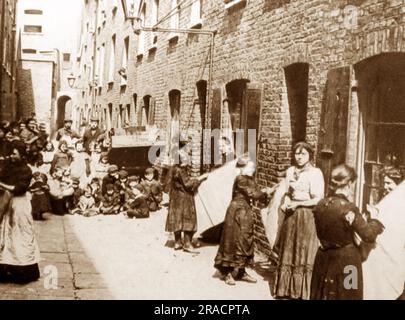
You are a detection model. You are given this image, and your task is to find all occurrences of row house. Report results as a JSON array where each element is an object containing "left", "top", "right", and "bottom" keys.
[
  {"left": 0, "top": 0, "right": 18, "bottom": 122},
  {"left": 74, "top": 0, "right": 405, "bottom": 255}
]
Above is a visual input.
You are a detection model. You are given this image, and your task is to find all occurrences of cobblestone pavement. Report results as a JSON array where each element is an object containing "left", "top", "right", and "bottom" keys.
[{"left": 0, "top": 208, "right": 275, "bottom": 300}]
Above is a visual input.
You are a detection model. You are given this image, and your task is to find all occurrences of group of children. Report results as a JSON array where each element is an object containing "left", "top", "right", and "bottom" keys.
[{"left": 29, "top": 138, "right": 163, "bottom": 220}]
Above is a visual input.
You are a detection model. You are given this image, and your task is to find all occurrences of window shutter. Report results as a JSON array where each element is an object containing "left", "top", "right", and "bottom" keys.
[
  {"left": 210, "top": 88, "right": 222, "bottom": 166},
  {"left": 211, "top": 88, "right": 222, "bottom": 130},
  {"left": 317, "top": 66, "right": 351, "bottom": 192},
  {"left": 243, "top": 83, "right": 263, "bottom": 156},
  {"left": 149, "top": 97, "right": 156, "bottom": 126}
]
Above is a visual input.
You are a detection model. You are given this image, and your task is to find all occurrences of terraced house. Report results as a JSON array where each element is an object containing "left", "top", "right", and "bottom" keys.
[
  {"left": 0, "top": 0, "right": 18, "bottom": 121},
  {"left": 71, "top": 0, "right": 405, "bottom": 253}
]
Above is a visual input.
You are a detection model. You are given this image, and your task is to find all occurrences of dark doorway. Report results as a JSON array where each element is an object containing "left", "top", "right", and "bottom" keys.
[
  {"left": 142, "top": 95, "right": 151, "bottom": 126},
  {"left": 356, "top": 53, "right": 405, "bottom": 207},
  {"left": 196, "top": 80, "right": 207, "bottom": 129},
  {"left": 169, "top": 89, "right": 181, "bottom": 121},
  {"left": 56, "top": 96, "right": 71, "bottom": 129},
  {"left": 284, "top": 63, "right": 309, "bottom": 145}
]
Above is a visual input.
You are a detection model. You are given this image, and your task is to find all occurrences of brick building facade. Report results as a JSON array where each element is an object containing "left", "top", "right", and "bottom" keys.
[
  {"left": 74, "top": 0, "right": 405, "bottom": 255},
  {"left": 16, "top": 0, "right": 82, "bottom": 134},
  {"left": 0, "top": 0, "right": 18, "bottom": 122}
]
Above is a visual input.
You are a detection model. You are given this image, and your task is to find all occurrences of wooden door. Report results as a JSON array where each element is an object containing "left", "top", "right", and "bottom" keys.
[
  {"left": 317, "top": 67, "right": 351, "bottom": 193},
  {"left": 243, "top": 83, "right": 263, "bottom": 159}
]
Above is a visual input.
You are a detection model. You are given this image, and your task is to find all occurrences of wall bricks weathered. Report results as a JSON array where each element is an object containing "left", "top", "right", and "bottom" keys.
[{"left": 74, "top": 0, "right": 405, "bottom": 257}]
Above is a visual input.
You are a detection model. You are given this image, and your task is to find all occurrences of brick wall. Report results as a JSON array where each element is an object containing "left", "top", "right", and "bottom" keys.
[
  {"left": 18, "top": 59, "right": 54, "bottom": 125},
  {"left": 0, "top": 0, "right": 18, "bottom": 121},
  {"left": 75, "top": 0, "right": 405, "bottom": 257}
]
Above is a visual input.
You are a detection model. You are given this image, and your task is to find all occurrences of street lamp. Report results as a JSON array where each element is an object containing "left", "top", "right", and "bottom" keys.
[{"left": 67, "top": 73, "right": 76, "bottom": 89}]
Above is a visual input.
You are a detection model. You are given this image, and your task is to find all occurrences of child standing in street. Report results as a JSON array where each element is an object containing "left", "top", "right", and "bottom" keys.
[
  {"left": 70, "top": 140, "right": 91, "bottom": 188},
  {"left": 41, "top": 141, "right": 55, "bottom": 175},
  {"left": 30, "top": 172, "right": 51, "bottom": 220}
]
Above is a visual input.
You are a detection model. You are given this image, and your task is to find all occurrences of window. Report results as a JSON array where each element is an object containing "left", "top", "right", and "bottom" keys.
[
  {"left": 355, "top": 55, "right": 405, "bottom": 207},
  {"left": 121, "top": 37, "right": 129, "bottom": 85},
  {"left": 108, "top": 35, "right": 116, "bottom": 83},
  {"left": 190, "top": 0, "right": 202, "bottom": 27},
  {"left": 97, "top": 0, "right": 106, "bottom": 27},
  {"left": 284, "top": 63, "right": 309, "bottom": 145},
  {"left": 126, "top": 104, "right": 131, "bottom": 125},
  {"left": 63, "top": 53, "right": 71, "bottom": 62},
  {"left": 22, "top": 48, "right": 37, "bottom": 54},
  {"left": 24, "top": 25, "right": 42, "bottom": 33},
  {"left": 24, "top": 9, "right": 43, "bottom": 15},
  {"left": 169, "top": 90, "right": 181, "bottom": 121},
  {"left": 142, "top": 96, "right": 151, "bottom": 126},
  {"left": 95, "top": 47, "right": 100, "bottom": 85},
  {"left": 112, "top": 0, "right": 118, "bottom": 14},
  {"left": 170, "top": 0, "right": 179, "bottom": 33},
  {"left": 152, "top": 0, "right": 159, "bottom": 25},
  {"left": 138, "top": 4, "right": 146, "bottom": 55},
  {"left": 224, "top": 0, "right": 246, "bottom": 9},
  {"left": 99, "top": 43, "right": 105, "bottom": 87},
  {"left": 133, "top": 94, "right": 138, "bottom": 125},
  {"left": 108, "top": 103, "right": 113, "bottom": 129}
]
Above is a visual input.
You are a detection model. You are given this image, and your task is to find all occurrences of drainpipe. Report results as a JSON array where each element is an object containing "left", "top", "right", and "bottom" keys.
[{"left": 0, "top": 0, "right": 6, "bottom": 121}]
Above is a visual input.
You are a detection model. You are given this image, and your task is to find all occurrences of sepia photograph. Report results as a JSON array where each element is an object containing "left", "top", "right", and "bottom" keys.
[{"left": 0, "top": 0, "right": 404, "bottom": 305}]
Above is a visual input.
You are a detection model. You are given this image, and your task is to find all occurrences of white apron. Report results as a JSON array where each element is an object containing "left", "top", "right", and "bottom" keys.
[{"left": 0, "top": 192, "right": 40, "bottom": 266}]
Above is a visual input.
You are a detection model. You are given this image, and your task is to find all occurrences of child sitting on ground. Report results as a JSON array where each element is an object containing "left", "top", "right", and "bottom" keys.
[
  {"left": 100, "top": 183, "right": 121, "bottom": 215},
  {"left": 67, "top": 176, "right": 83, "bottom": 214},
  {"left": 116, "top": 169, "right": 129, "bottom": 210},
  {"left": 124, "top": 175, "right": 149, "bottom": 219},
  {"left": 71, "top": 186, "right": 98, "bottom": 217},
  {"left": 30, "top": 171, "right": 51, "bottom": 220},
  {"left": 141, "top": 167, "right": 163, "bottom": 212},
  {"left": 89, "top": 177, "right": 103, "bottom": 207}
]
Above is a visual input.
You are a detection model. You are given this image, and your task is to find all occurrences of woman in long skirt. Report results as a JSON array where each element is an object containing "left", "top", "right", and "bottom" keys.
[
  {"left": 0, "top": 140, "right": 40, "bottom": 284},
  {"left": 273, "top": 142, "right": 325, "bottom": 300},
  {"left": 165, "top": 147, "right": 208, "bottom": 253},
  {"left": 214, "top": 157, "right": 274, "bottom": 285},
  {"left": 311, "top": 164, "right": 384, "bottom": 300}
]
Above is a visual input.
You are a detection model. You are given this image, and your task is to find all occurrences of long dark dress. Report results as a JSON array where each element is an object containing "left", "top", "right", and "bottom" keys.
[
  {"left": 165, "top": 165, "right": 202, "bottom": 233},
  {"left": 214, "top": 175, "right": 268, "bottom": 272},
  {"left": 0, "top": 160, "right": 40, "bottom": 284},
  {"left": 310, "top": 194, "right": 384, "bottom": 300}
]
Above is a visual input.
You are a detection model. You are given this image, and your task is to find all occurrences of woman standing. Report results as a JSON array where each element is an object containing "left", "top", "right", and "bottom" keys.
[
  {"left": 165, "top": 147, "right": 208, "bottom": 253},
  {"left": 273, "top": 142, "right": 325, "bottom": 300},
  {"left": 311, "top": 164, "right": 384, "bottom": 300},
  {"left": 0, "top": 140, "right": 40, "bottom": 284},
  {"left": 214, "top": 156, "right": 274, "bottom": 285}
]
